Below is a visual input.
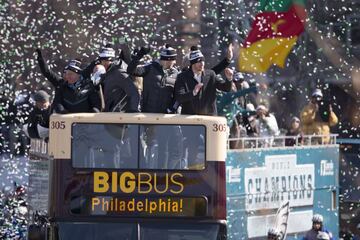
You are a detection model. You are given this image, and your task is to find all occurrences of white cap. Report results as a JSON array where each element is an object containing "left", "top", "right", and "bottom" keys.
[
  {"left": 189, "top": 47, "right": 204, "bottom": 64},
  {"left": 312, "top": 89, "right": 323, "bottom": 98},
  {"left": 312, "top": 214, "right": 324, "bottom": 223},
  {"left": 99, "top": 47, "right": 116, "bottom": 59}
]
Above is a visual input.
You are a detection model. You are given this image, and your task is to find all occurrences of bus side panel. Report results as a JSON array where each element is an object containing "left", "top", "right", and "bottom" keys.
[
  {"left": 339, "top": 143, "right": 360, "bottom": 237},
  {"left": 226, "top": 146, "right": 339, "bottom": 239},
  {"left": 49, "top": 160, "right": 226, "bottom": 221}
]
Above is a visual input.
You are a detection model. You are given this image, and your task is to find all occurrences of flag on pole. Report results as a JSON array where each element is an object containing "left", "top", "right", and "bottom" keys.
[{"left": 239, "top": 0, "right": 306, "bottom": 73}]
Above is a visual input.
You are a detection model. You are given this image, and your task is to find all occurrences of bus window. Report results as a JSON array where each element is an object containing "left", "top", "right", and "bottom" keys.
[
  {"left": 139, "top": 125, "right": 206, "bottom": 170},
  {"left": 140, "top": 223, "right": 220, "bottom": 240},
  {"left": 57, "top": 222, "right": 137, "bottom": 240},
  {"left": 72, "top": 123, "right": 138, "bottom": 169}
]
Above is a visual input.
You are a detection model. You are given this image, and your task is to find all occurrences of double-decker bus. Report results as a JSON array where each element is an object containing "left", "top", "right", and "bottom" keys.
[{"left": 46, "top": 113, "right": 227, "bottom": 240}]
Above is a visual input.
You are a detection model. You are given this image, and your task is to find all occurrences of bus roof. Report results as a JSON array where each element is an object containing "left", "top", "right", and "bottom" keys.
[
  {"left": 50, "top": 112, "right": 227, "bottom": 123},
  {"left": 49, "top": 113, "right": 227, "bottom": 161}
]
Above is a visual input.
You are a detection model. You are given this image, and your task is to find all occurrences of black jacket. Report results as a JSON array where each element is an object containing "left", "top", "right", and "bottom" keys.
[
  {"left": 27, "top": 107, "right": 51, "bottom": 138},
  {"left": 128, "top": 60, "right": 178, "bottom": 113},
  {"left": 37, "top": 56, "right": 101, "bottom": 113},
  {"left": 102, "top": 63, "right": 140, "bottom": 112},
  {"left": 175, "top": 69, "right": 232, "bottom": 115}
]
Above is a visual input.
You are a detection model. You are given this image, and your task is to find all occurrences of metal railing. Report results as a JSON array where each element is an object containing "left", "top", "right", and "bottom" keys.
[
  {"left": 29, "top": 139, "right": 49, "bottom": 159},
  {"left": 227, "top": 134, "right": 338, "bottom": 150}
]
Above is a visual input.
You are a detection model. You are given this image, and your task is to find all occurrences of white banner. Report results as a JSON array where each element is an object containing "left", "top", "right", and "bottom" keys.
[{"left": 244, "top": 154, "right": 314, "bottom": 211}]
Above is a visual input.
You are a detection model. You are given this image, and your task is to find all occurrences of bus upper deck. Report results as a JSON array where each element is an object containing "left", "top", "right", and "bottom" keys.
[{"left": 46, "top": 113, "right": 228, "bottom": 240}]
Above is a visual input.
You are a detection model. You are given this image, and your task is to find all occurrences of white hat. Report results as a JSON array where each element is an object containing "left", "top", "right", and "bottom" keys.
[
  {"left": 160, "top": 44, "right": 177, "bottom": 61},
  {"left": 65, "top": 59, "right": 82, "bottom": 73},
  {"left": 99, "top": 47, "right": 116, "bottom": 60},
  {"left": 312, "top": 214, "right": 324, "bottom": 223},
  {"left": 189, "top": 46, "right": 204, "bottom": 64},
  {"left": 312, "top": 89, "right": 323, "bottom": 97}
]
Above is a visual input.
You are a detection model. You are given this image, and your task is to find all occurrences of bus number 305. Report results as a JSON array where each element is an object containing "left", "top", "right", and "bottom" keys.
[
  {"left": 51, "top": 121, "right": 66, "bottom": 130},
  {"left": 213, "top": 123, "right": 227, "bottom": 132}
]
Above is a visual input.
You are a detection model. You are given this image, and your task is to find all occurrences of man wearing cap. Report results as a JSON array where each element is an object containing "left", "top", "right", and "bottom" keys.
[
  {"left": 127, "top": 44, "right": 179, "bottom": 113},
  {"left": 174, "top": 46, "right": 233, "bottom": 167},
  {"left": 127, "top": 44, "right": 182, "bottom": 168},
  {"left": 36, "top": 49, "right": 101, "bottom": 113},
  {"left": 300, "top": 89, "right": 338, "bottom": 144},
  {"left": 23, "top": 90, "right": 51, "bottom": 139},
  {"left": 94, "top": 44, "right": 140, "bottom": 112},
  {"left": 303, "top": 214, "right": 333, "bottom": 240},
  {"left": 175, "top": 46, "right": 233, "bottom": 115}
]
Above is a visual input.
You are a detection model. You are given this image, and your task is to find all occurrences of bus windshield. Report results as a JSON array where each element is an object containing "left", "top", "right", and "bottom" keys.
[
  {"left": 57, "top": 222, "right": 220, "bottom": 240},
  {"left": 71, "top": 123, "right": 206, "bottom": 170}
]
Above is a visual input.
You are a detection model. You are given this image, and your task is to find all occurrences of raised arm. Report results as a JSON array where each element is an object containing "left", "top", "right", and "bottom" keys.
[
  {"left": 81, "top": 59, "right": 98, "bottom": 79},
  {"left": 211, "top": 43, "right": 233, "bottom": 74},
  {"left": 36, "top": 49, "right": 63, "bottom": 87},
  {"left": 215, "top": 68, "right": 232, "bottom": 92},
  {"left": 126, "top": 46, "right": 151, "bottom": 77}
]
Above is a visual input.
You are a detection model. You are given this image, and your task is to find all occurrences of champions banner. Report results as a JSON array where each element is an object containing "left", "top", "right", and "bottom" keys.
[{"left": 226, "top": 146, "right": 339, "bottom": 239}]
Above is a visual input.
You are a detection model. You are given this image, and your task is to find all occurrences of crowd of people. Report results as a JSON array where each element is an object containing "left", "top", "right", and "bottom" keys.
[
  {"left": 227, "top": 87, "right": 338, "bottom": 149},
  {"left": 0, "top": 42, "right": 340, "bottom": 156}
]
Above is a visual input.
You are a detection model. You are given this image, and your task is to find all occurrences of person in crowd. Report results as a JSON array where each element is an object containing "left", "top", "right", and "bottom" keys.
[
  {"left": 94, "top": 44, "right": 140, "bottom": 112},
  {"left": 285, "top": 116, "right": 303, "bottom": 146},
  {"left": 175, "top": 46, "right": 233, "bottom": 115},
  {"left": 23, "top": 90, "right": 51, "bottom": 140},
  {"left": 256, "top": 104, "right": 279, "bottom": 136},
  {"left": 217, "top": 72, "right": 257, "bottom": 124},
  {"left": 255, "top": 104, "right": 279, "bottom": 147},
  {"left": 300, "top": 89, "right": 338, "bottom": 144},
  {"left": 267, "top": 227, "right": 280, "bottom": 240},
  {"left": 229, "top": 103, "right": 258, "bottom": 148},
  {"left": 303, "top": 214, "right": 333, "bottom": 240},
  {"left": 232, "top": 71, "right": 250, "bottom": 108},
  {"left": 242, "top": 103, "right": 259, "bottom": 138},
  {"left": 229, "top": 115, "right": 247, "bottom": 149},
  {"left": 36, "top": 49, "right": 101, "bottom": 113}
]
